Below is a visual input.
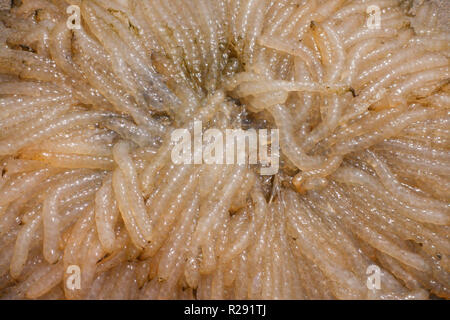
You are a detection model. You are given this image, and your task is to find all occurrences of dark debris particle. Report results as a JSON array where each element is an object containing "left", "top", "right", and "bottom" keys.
[
  {"left": 19, "top": 44, "right": 35, "bottom": 53},
  {"left": 11, "top": 0, "right": 21, "bottom": 8},
  {"left": 193, "top": 288, "right": 198, "bottom": 299}
]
